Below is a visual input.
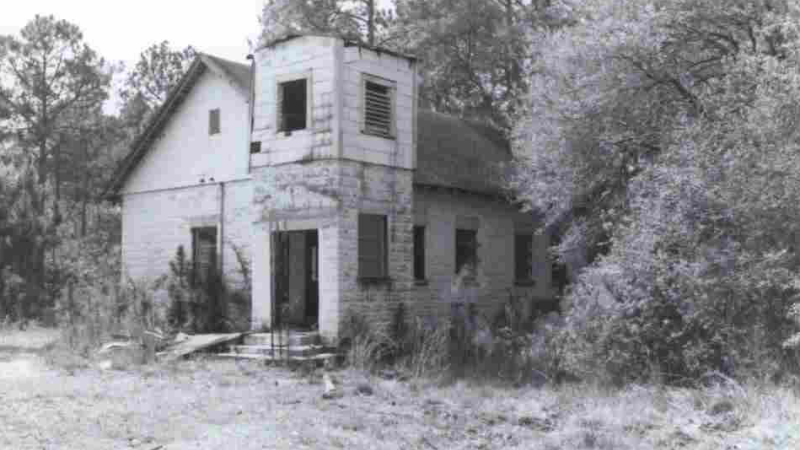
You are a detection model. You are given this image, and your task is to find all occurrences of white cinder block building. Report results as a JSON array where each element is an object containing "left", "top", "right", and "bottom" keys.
[{"left": 107, "top": 35, "right": 556, "bottom": 343}]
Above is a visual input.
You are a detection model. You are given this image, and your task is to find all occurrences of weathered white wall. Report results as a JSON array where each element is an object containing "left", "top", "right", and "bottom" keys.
[
  {"left": 250, "top": 36, "right": 338, "bottom": 167},
  {"left": 341, "top": 46, "right": 416, "bottom": 169},
  {"left": 407, "top": 188, "right": 552, "bottom": 321},
  {"left": 120, "top": 180, "right": 253, "bottom": 314},
  {"left": 122, "top": 71, "right": 251, "bottom": 195},
  {"left": 249, "top": 37, "right": 418, "bottom": 171}
]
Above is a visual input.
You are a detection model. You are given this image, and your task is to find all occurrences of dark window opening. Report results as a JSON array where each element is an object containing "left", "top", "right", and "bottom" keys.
[
  {"left": 364, "top": 80, "right": 393, "bottom": 138},
  {"left": 209, "top": 108, "right": 220, "bottom": 135},
  {"left": 250, "top": 141, "right": 262, "bottom": 154},
  {"left": 515, "top": 233, "right": 535, "bottom": 285},
  {"left": 279, "top": 78, "right": 307, "bottom": 132},
  {"left": 192, "top": 227, "right": 217, "bottom": 284},
  {"left": 414, "top": 226, "right": 426, "bottom": 281},
  {"left": 551, "top": 232, "right": 569, "bottom": 297},
  {"left": 455, "top": 229, "right": 478, "bottom": 275},
  {"left": 358, "top": 214, "right": 387, "bottom": 279}
]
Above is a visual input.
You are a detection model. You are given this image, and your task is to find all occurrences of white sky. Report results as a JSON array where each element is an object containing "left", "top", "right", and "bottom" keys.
[{"left": 1, "top": 0, "right": 265, "bottom": 112}]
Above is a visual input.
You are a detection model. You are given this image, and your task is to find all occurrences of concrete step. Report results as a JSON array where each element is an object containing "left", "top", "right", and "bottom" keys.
[
  {"left": 243, "top": 332, "right": 320, "bottom": 347},
  {"left": 229, "top": 344, "right": 329, "bottom": 358},
  {"left": 215, "top": 352, "right": 338, "bottom": 363}
]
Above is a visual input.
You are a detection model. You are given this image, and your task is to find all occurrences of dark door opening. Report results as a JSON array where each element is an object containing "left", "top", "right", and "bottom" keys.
[{"left": 273, "top": 229, "right": 319, "bottom": 329}]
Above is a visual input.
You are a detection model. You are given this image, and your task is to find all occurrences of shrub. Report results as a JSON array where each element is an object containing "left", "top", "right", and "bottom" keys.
[
  {"left": 339, "top": 309, "right": 394, "bottom": 372},
  {"left": 162, "top": 245, "right": 250, "bottom": 334}
]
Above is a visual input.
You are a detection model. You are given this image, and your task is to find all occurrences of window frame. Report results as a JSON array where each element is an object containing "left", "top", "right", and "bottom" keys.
[
  {"left": 358, "top": 214, "right": 388, "bottom": 280},
  {"left": 276, "top": 71, "right": 313, "bottom": 135},
  {"left": 360, "top": 73, "right": 396, "bottom": 139},
  {"left": 413, "top": 225, "right": 426, "bottom": 283},
  {"left": 514, "top": 233, "right": 536, "bottom": 286},
  {"left": 191, "top": 226, "right": 218, "bottom": 284},
  {"left": 455, "top": 228, "right": 478, "bottom": 276},
  {"left": 208, "top": 108, "right": 221, "bottom": 135}
]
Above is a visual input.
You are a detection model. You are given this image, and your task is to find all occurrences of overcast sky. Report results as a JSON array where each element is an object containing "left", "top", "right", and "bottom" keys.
[{"left": 1, "top": 1, "right": 264, "bottom": 111}]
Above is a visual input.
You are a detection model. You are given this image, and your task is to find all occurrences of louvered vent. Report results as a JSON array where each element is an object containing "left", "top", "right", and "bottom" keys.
[{"left": 364, "top": 81, "right": 393, "bottom": 138}]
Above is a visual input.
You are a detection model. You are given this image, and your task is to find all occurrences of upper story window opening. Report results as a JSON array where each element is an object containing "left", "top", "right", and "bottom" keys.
[{"left": 278, "top": 78, "right": 308, "bottom": 133}]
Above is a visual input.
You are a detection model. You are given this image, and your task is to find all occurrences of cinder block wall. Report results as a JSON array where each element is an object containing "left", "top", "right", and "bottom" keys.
[
  {"left": 120, "top": 180, "right": 253, "bottom": 314},
  {"left": 407, "top": 188, "right": 552, "bottom": 325},
  {"left": 249, "top": 35, "right": 418, "bottom": 343}
]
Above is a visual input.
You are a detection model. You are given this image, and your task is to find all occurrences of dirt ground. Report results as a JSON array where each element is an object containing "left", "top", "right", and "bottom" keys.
[{"left": 1, "top": 328, "right": 799, "bottom": 450}]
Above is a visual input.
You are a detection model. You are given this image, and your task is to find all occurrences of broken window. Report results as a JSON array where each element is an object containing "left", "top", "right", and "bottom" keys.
[
  {"left": 515, "top": 233, "right": 535, "bottom": 285},
  {"left": 250, "top": 141, "right": 262, "bottom": 154},
  {"left": 209, "top": 108, "right": 220, "bottom": 135},
  {"left": 278, "top": 78, "right": 307, "bottom": 132},
  {"left": 455, "top": 229, "right": 478, "bottom": 275},
  {"left": 358, "top": 214, "right": 387, "bottom": 279},
  {"left": 414, "top": 226, "right": 426, "bottom": 281},
  {"left": 363, "top": 77, "right": 394, "bottom": 138},
  {"left": 192, "top": 227, "right": 218, "bottom": 284}
]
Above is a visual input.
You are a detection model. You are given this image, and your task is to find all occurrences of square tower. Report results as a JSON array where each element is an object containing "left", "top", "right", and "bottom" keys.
[{"left": 249, "top": 35, "right": 419, "bottom": 342}]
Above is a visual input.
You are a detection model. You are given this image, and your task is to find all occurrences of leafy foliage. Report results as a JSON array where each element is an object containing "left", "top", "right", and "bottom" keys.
[
  {"left": 258, "top": 0, "right": 394, "bottom": 46},
  {"left": 511, "top": 0, "right": 800, "bottom": 383},
  {"left": 118, "top": 41, "right": 196, "bottom": 111},
  {"left": 394, "top": 0, "right": 571, "bottom": 131}
]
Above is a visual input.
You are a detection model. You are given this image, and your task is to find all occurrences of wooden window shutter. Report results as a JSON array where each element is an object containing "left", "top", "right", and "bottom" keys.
[
  {"left": 364, "top": 80, "right": 393, "bottom": 138},
  {"left": 358, "top": 214, "right": 387, "bottom": 278}
]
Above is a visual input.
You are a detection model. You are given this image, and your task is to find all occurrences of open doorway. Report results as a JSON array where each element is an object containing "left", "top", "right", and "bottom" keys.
[{"left": 273, "top": 229, "right": 319, "bottom": 329}]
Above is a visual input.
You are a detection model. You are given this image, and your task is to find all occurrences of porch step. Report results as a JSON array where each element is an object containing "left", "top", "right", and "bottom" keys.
[
  {"left": 215, "top": 352, "right": 338, "bottom": 363},
  {"left": 229, "top": 344, "right": 328, "bottom": 358},
  {"left": 243, "top": 332, "right": 321, "bottom": 347}
]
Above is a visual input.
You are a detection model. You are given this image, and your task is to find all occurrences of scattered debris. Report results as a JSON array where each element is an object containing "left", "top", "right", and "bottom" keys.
[
  {"left": 517, "top": 415, "right": 556, "bottom": 432},
  {"left": 709, "top": 399, "right": 735, "bottom": 416},
  {"left": 157, "top": 333, "right": 243, "bottom": 361},
  {"left": 354, "top": 382, "right": 374, "bottom": 396},
  {"left": 97, "top": 340, "right": 144, "bottom": 370},
  {"left": 322, "top": 372, "right": 343, "bottom": 400}
]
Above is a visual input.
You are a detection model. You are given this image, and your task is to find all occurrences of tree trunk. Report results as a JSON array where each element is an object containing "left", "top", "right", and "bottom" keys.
[{"left": 366, "top": 0, "right": 375, "bottom": 46}]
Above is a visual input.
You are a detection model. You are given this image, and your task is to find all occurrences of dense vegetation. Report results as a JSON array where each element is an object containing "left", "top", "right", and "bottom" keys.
[{"left": 510, "top": 0, "right": 800, "bottom": 383}]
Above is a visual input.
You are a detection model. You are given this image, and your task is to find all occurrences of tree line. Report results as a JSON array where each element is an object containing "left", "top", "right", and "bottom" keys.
[{"left": 0, "top": 15, "right": 196, "bottom": 322}]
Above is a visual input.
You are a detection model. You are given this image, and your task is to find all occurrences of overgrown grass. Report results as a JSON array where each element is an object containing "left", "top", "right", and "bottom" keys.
[{"left": 2, "top": 338, "right": 799, "bottom": 450}]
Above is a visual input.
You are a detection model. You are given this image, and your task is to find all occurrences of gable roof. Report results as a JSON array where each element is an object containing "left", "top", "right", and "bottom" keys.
[
  {"left": 105, "top": 53, "right": 510, "bottom": 199},
  {"left": 104, "top": 53, "right": 252, "bottom": 199}
]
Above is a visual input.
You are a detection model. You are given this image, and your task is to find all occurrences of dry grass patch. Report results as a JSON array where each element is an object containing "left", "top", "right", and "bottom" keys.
[{"left": 2, "top": 326, "right": 800, "bottom": 449}]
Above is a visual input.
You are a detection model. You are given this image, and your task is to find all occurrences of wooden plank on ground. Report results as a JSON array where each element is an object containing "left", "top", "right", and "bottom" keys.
[{"left": 158, "top": 333, "right": 243, "bottom": 361}]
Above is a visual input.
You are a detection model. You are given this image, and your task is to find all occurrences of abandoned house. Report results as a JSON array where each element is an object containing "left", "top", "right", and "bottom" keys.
[{"left": 106, "top": 35, "right": 554, "bottom": 344}]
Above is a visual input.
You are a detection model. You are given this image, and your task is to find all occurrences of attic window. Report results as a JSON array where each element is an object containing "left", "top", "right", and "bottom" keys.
[
  {"left": 209, "top": 108, "right": 220, "bottom": 135},
  {"left": 363, "top": 76, "right": 395, "bottom": 138},
  {"left": 278, "top": 78, "right": 307, "bottom": 133}
]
